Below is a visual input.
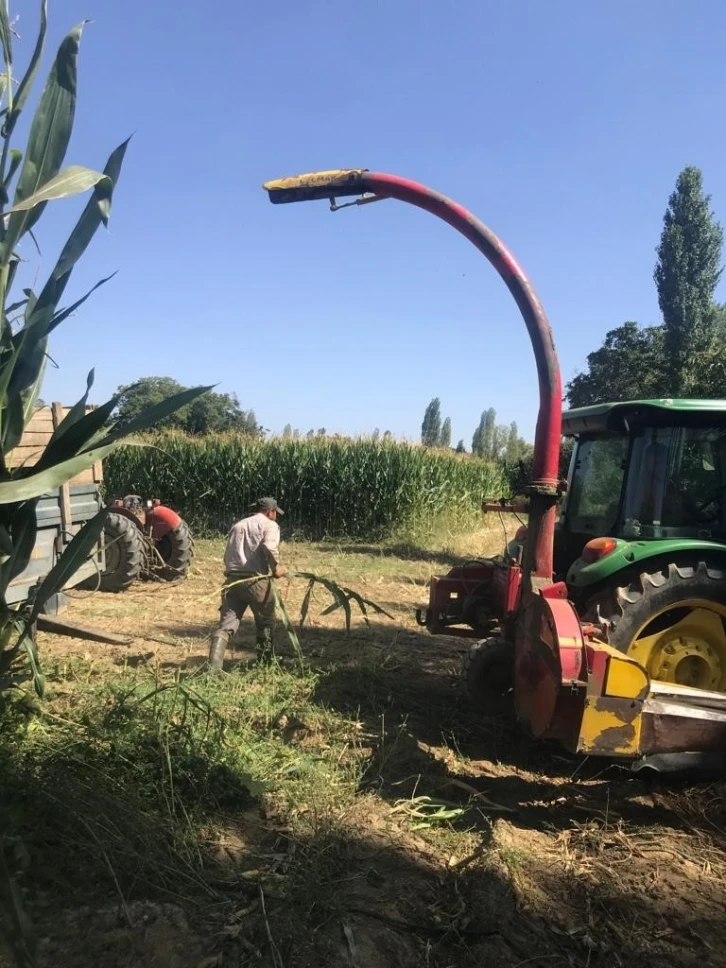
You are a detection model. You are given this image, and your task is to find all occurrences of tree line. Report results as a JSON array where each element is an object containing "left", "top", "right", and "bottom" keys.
[
  {"left": 568, "top": 166, "right": 725, "bottom": 406},
  {"left": 420, "top": 397, "right": 531, "bottom": 463},
  {"left": 114, "top": 376, "right": 262, "bottom": 436}
]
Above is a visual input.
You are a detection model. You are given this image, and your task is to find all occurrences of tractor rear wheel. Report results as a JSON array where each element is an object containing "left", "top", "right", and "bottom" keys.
[
  {"left": 154, "top": 519, "right": 193, "bottom": 581},
  {"left": 462, "top": 636, "right": 514, "bottom": 712},
  {"left": 98, "top": 512, "right": 144, "bottom": 592},
  {"left": 583, "top": 560, "right": 726, "bottom": 691}
]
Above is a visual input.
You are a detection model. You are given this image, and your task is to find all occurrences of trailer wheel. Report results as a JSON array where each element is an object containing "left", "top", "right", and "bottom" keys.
[
  {"left": 154, "top": 519, "right": 193, "bottom": 581},
  {"left": 98, "top": 512, "right": 144, "bottom": 592},
  {"left": 462, "top": 636, "right": 514, "bottom": 712},
  {"left": 583, "top": 560, "right": 726, "bottom": 692}
]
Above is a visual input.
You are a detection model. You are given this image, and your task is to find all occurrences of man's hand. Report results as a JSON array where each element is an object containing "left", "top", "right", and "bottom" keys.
[{"left": 273, "top": 565, "right": 288, "bottom": 579}]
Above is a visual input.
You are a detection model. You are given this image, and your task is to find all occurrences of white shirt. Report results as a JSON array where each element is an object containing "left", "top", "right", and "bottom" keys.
[{"left": 224, "top": 513, "right": 281, "bottom": 574}]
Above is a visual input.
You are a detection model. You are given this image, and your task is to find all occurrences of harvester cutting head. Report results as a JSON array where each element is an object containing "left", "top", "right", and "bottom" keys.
[{"left": 263, "top": 169, "right": 726, "bottom": 771}]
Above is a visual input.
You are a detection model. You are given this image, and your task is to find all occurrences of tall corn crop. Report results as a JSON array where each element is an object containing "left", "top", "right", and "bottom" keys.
[{"left": 105, "top": 432, "right": 506, "bottom": 540}]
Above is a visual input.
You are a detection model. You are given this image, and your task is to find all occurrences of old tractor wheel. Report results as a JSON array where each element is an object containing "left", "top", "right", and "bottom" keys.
[
  {"left": 462, "top": 636, "right": 514, "bottom": 712},
  {"left": 154, "top": 519, "right": 193, "bottom": 581},
  {"left": 584, "top": 561, "right": 726, "bottom": 691},
  {"left": 98, "top": 512, "right": 144, "bottom": 592}
]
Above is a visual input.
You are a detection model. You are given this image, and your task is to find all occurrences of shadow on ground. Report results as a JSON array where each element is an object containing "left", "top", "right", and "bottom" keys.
[{"left": 334, "top": 542, "right": 484, "bottom": 569}]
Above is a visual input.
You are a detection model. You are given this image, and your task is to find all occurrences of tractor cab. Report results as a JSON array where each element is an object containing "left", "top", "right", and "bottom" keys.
[{"left": 556, "top": 399, "right": 726, "bottom": 578}]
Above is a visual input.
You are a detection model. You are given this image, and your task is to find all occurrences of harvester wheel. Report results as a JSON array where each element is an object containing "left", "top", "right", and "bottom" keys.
[
  {"left": 584, "top": 560, "right": 726, "bottom": 691},
  {"left": 462, "top": 636, "right": 514, "bottom": 712},
  {"left": 97, "top": 512, "right": 144, "bottom": 592},
  {"left": 154, "top": 519, "right": 193, "bottom": 581}
]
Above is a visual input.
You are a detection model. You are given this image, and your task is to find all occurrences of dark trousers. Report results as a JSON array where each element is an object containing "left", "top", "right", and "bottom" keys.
[{"left": 217, "top": 573, "right": 276, "bottom": 643}]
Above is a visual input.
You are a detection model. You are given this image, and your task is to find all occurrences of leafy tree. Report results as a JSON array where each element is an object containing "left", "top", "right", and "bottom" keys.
[
  {"left": 568, "top": 167, "right": 725, "bottom": 405},
  {"left": 317, "top": 427, "right": 326, "bottom": 436},
  {"left": 382, "top": 430, "right": 392, "bottom": 442},
  {"left": 566, "top": 323, "right": 666, "bottom": 407},
  {"left": 505, "top": 422, "right": 521, "bottom": 463},
  {"left": 491, "top": 424, "right": 508, "bottom": 461},
  {"left": 439, "top": 416, "right": 452, "bottom": 448},
  {"left": 473, "top": 407, "right": 498, "bottom": 458},
  {"left": 115, "top": 376, "right": 258, "bottom": 435},
  {"left": 421, "top": 397, "right": 442, "bottom": 446},
  {"left": 371, "top": 428, "right": 380, "bottom": 443},
  {"left": 282, "top": 424, "right": 293, "bottom": 439},
  {"left": 484, "top": 409, "right": 497, "bottom": 456},
  {"left": 455, "top": 439, "right": 466, "bottom": 453},
  {"left": 655, "top": 166, "right": 724, "bottom": 394}
]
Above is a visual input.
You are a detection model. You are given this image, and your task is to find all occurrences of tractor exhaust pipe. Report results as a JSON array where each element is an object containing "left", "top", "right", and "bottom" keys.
[{"left": 263, "top": 169, "right": 563, "bottom": 590}]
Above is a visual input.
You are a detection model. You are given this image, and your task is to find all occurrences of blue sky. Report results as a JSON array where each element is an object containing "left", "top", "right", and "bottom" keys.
[{"left": 23, "top": 0, "right": 726, "bottom": 444}]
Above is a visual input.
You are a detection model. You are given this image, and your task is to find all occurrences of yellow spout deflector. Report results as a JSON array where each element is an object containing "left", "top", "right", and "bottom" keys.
[
  {"left": 263, "top": 169, "right": 369, "bottom": 204},
  {"left": 578, "top": 646, "right": 648, "bottom": 758}
]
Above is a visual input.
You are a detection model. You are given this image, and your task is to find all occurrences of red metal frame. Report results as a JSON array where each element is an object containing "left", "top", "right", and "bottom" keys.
[
  {"left": 265, "top": 170, "right": 563, "bottom": 592},
  {"left": 265, "top": 170, "right": 571, "bottom": 740}
]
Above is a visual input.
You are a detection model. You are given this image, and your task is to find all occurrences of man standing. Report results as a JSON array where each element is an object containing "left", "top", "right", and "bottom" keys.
[{"left": 208, "top": 497, "right": 288, "bottom": 672}]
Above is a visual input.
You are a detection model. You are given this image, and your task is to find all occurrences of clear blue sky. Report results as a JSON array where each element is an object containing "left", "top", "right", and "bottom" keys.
[{"left": 26, "top": 0, "right": 726, "bottom": 443}]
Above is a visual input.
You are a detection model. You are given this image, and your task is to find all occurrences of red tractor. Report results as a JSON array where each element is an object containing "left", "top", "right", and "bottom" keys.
[
  {"left": 264, "top": 168, "right": 726, "bottom": 771},
  {"left": 96, "top": 495, "right": 193, "bottom": 592}
]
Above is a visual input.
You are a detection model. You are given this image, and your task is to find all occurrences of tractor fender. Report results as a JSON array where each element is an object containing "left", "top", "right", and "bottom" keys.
[
  {"left": 107, "top": 505, "right": 145, "bottom": 532},
  {"left": 147, "top": 505, "right": 182, "bottom": 541},
  {"left": 567, "top": 537, "right": 726, "bottom": 591}
]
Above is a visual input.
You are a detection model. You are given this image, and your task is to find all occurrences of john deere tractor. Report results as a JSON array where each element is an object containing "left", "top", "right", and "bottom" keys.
[
  {"left": 263, "top": 167, "right": 726, "bottom": 771},
  {"left": 421, "top": 399, "right": 726, "bottom": 707}
]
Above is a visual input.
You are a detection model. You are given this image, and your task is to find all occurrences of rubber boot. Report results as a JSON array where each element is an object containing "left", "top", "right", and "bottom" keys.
[
  {"left": 208, "top": 630, "right": 230, "bottom": 674},
  {"left": 256, "top": 629, "right": 274, "bottom": 665}
]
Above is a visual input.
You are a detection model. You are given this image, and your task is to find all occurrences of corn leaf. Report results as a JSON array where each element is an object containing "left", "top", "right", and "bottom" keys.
[
  {"left": 5, "top": 166, "right": 108, "bottom": 216},
  {"left": 0, "top": 500, "right": 38, "bottom": 596},
  {"left": 270, "top": 581, "right": 304, "bottom": 666},
  {"left": 21, "top": 624, "right": 44, "bottom": 697},
  {"left": 299, "top": 577, "right": 314, "bottom": 628},
  {"left": 3, "top": 21, "right": 85, "bottom": 259},
  {"left": 95, "top": 385, "right": 214, "bottom": 445},
  {"left": 53, "top": 138, "right": 129, "bottom": 279},
  {"left": 2, "top": 149, "right": 22, "bottom": 190},
  {"left": 2, "top": 394, "right": 25, "bottom": 452},
  {"left": 46, "top": 273, "right": 116, "bottom": 335},
  {"left": 20, "top": 339, "right": 47, "bottom": 428},
  {"left": 47, "top": 368, "right": 94, "bottom": 443},
  {"left": 0, "top": 443, "right": 115, "bottom": 504},
  {"left": 6, "top": 0, "right": 47, "bottom": 130},
  {"left": 0, "top": 2, "right": 11, "bottom": 71},
  {"left": 36, "top": 394, "right": 119, "bottom": 468}
]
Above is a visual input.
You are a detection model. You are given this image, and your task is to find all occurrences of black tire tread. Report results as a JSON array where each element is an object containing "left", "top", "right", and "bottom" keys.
[
  {"left": 583, "top": 559, "right": 726, "bottom": 656},
  {"left": 462, "top": 636, "right": 514, "bottom": 711},
  {"left": 155, "top": 519, "right": 194, "bottom": 581},
  {"left": 99, "top": 512, "right": 144, "bottom": 593}
]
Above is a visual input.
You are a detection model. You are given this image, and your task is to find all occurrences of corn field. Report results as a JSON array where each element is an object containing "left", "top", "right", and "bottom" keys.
[{"left": 104, "top": 432, "right": 507, "bottom": 539}]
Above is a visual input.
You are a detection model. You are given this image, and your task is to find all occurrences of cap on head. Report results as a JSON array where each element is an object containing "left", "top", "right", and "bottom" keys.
[{"left": 250, "top": 496, "right": 284, "bottom": 516}]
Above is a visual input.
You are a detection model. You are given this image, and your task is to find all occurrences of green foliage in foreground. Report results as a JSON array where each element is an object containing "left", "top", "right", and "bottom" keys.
[
  {"left": 0, "top": 663, "right": 363, "bottom": 962},
  {"left": 104, "top": 431, "right": 507, "bottom": 539}
]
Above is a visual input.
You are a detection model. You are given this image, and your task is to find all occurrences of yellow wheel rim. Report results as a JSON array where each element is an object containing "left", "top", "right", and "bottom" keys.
[{"left": 627, "top": 600, "right": 726, "bottom": 691}]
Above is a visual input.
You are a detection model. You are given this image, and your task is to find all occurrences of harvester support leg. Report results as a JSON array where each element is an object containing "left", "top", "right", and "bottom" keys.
[{"left": 208, "top": 630, "right": 230, "bottom": 674}]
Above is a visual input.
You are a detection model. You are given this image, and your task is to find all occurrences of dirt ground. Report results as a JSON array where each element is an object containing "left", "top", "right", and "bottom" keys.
[{"left": 10, "top": 526, "right": 726, "bottom": 968}]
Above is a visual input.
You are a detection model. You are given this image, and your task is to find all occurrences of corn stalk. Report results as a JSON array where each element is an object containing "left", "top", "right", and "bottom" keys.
[{"left": 0, "top": 5, "right": 212, "bottom": 964}]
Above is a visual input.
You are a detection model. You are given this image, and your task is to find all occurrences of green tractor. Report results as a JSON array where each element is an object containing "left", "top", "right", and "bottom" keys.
[{"left": 423, "top": 398, "right": 726, "bottom": 699}]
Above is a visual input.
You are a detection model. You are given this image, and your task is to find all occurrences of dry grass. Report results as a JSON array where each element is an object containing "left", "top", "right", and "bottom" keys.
[{"left": 2, "top": 518, "right": 726, "bottom": 968}]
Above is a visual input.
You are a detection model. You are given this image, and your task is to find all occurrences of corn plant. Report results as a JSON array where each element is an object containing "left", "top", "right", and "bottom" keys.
[
  {"left": 0, "top": 5, "right": 211, "bottom": 965},
  {"left": 105, "top": 431, "right": 507, "bottom": 539},
  {"left": 0, "top": 4, "right": 210, "bottom": 692}
]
